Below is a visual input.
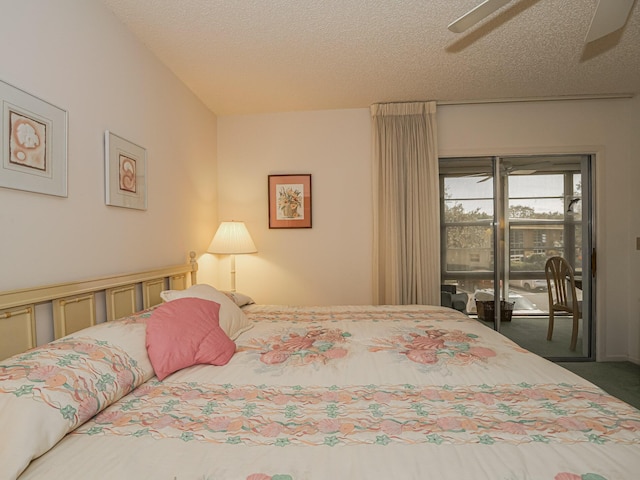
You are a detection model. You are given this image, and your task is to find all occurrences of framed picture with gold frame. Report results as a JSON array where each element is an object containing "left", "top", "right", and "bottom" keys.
[
  {"left": 105, "top": 131, "right": 147, "bottom": 210},
  {"left": 268, "top": 174, "right": 312, "bottom": 228}
]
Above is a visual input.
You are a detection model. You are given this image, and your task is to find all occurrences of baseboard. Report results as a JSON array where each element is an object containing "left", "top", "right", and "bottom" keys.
[
  {"left": 627, "top": 356, "right": 640, "bottom": 366},
  {"left": 596, "top": 354, "right": 633, "bottom": 363}
]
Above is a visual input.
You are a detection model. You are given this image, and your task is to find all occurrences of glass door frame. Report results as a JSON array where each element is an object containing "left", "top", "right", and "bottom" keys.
[{"left": 439, "top": 154, "right": 595, "bottom": 361}]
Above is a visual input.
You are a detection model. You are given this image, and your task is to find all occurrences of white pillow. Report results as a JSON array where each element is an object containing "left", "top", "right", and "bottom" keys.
[
  {"left": 222, "top": 291, "right": 255, "bottom": 307},
  {"left": 160, "top": 284, "right": 253, "bottom": 340}
]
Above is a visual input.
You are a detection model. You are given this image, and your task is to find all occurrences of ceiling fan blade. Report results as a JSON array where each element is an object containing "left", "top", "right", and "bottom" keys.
[
  {"left": 585, "top": 0, "right": 634, "bottom": 43},
  {"left": 448, "top": 0, "right": 513, "bottom": 33},
  {"left": 508, "top": 161, "right": 553, "bottom": 174}
]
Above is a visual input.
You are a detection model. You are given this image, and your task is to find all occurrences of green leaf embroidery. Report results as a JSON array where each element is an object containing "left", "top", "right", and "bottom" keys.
[
  {"left": 324, "top": 436, "right": 340, "bottom": 447},
  {"left": 119, "top": 399, "right": 140, "bottom": 411},
  {"left": 202, "top": 401, "right": 218, "bottom": 415},
  {"left": 582, "top": 474, "right": 607, "bottom": 480},
  {"left": 274, "top": 438, "right": 291, "bottom": 447},
  {"left": 478, "top": 434, "right": 495, "bottom": 445},
  {"left": 530, "top": 435, "right": 550, "bottom": 443},
  {"left": 13, "top": 384, "right": 34, "bottom": 397},
  {"left": 586, "top": 434, "right": 607, "bottom": 445},
  {"left": 97, "top": 373, "right": 115, "bottom": 392},
  {"left": 242, "top": 403, "right": 257, "bottom": 417},
  {"left": 284, "top": 405, "right": 298, "bottom": 419},
  {"left": 60, "top": 405, "right": 77, "bottom": 421}
]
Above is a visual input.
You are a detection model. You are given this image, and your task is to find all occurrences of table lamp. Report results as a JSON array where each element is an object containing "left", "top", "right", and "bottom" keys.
[{"left": 207, "top": 221, "right": 257, "bottom": 292}]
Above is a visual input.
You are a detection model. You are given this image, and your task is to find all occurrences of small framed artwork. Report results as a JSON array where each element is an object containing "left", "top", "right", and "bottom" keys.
[
  {"left": 105, "top": 131, "right": 147, "bottom": 210},
  {"left": 0, "top": 80, "right": 68, "bottom": 197},
  {"left": 268, "top": 174, "right": 312, "bottom": 228}
]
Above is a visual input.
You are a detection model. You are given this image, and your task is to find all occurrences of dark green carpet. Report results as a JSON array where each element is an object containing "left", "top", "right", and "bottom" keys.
[
  {"left": 477, "top": 315, "right": 584, "bottom": 358},
  {"left": 475, "top": 315, "right": 640, "bottom": 410},
  {"left": 557, "top": 361, "right": 640, "bottom": 410}
]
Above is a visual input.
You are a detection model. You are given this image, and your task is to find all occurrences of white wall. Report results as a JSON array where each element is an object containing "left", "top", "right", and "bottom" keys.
[
  {"left": 0, "top": 0, "right": 219, "bottom": 291},
  {"left": 218, "top": 98, "right": 639, "bottom": 362}
]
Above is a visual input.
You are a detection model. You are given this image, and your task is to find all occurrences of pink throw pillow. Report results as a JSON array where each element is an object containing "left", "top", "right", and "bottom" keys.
[{"left": 145, "top": 297, "right": 235, "bottom": 380}]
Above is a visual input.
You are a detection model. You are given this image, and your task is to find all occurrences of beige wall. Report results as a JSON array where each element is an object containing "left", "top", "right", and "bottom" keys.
[
  {"left": 217, "top": 109, "right": 372, "bottom": 305},
  {"left": 1, "top": 2, "right": 637, "bottom": 362},
  {"left": 439, "top": 98, "right": 639, "bottom": 363},
  {"left": 0, "top": 0, "right": 219, "bottom": 292},
  {"left": 218, "top": 98, "right": 640, "bottom": 362}
]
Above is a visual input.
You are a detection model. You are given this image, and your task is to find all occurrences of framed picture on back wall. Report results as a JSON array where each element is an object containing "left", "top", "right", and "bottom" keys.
[{"left": 268, "top": 174, "right": 312, "bottom": 228}]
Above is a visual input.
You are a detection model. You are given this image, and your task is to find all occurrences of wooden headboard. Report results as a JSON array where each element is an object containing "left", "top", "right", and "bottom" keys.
[{"left": 0, "top": 252, "right": 198, "bottom": 361}]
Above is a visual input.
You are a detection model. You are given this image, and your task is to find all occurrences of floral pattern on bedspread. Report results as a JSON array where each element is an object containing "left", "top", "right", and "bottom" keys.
[
  {"left": 247, "top": 475, "right": 293, "bottom": 480},
  {"left": 244, "top": 305, "right": 466, "bottom": 324},
  {"left": 72, "top": 381, "right": 640, "bottom": 448},
  {"left": 244, "top": 474, "right": 610, "bottom": 480},
  {"left": 555, "top": 474, "right": 607, "bottom": 480},
  {"left": 114, "top": 308, "right": 155, "bottom": 325},
  {"left": 0, "top": 337, "right": 146, "bottom": 428},
  {"left": 368, "top": 325, "right": 496, "bottom": 368},
  {"left": 239, "top": 326, "right": 351, "bottom": 366}
]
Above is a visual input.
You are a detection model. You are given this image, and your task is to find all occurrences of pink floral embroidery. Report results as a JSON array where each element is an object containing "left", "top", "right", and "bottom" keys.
[
  {"left": 75, "top": 382, "right": 639, "bottom": 448},
  {"left": 369, "top": 326, "right": 496, "bottom": 368},
  {"left": 260, "top": 350, "right": 290, "bottom": 365},
  {"left": 27, "top": 365, "right": 59, "bottom": 381},
  {"left": 247, "top": 475, "right": 293, "bottom": 480},
  {"left": 557, "top": 417, "right": 589, "bottom": 431},
  {"left": 467, "top": 347, "right": 496, "bottom": 358},
  {"left": 259, "top": 422, "right": 284, "bottom": 437},
  {"left": 243, "top": 327, "right": 351, "bottom": 366},
  {"left": 380, "top": 419, "right": 403, "bottom": 435},
  {"left": 498, "top": 422, "right": 528, "bottom": 435},
  {"left": 318, "top": 418, "right": 342, "bottom": 433},
  {"left": 77, "top": 395, "right": 100, "bottom": 423},
  {"left": 406, "top": 349, "right": 438, "bottom": 364},
  {"left": 0, "top": 338, "right": 146, "bottom": 428},
  {"left": 207, "top": 416, "right": 233, "bottom": 431},
  {"left": 555, "top": 474, "right": 607, "bottom": 480}
]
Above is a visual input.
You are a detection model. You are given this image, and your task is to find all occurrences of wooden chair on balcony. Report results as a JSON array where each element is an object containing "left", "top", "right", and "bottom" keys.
[{"left": 545, "top": 256, "right": 582, "bottom": 351}]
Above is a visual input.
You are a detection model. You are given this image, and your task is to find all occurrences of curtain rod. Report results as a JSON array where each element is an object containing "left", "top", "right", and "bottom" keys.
[{"left": 436, "top": 93, "right": 634, "bottom": 106}]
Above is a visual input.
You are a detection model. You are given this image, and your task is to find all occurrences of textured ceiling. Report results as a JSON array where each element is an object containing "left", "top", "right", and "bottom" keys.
[{"left": 101, "top": 0, "right": 639, "bottom": 115}]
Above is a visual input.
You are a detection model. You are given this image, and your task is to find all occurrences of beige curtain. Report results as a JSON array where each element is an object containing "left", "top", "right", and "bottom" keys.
[{"left": 371, "top": 101, "right": 440, "bottom": 305}]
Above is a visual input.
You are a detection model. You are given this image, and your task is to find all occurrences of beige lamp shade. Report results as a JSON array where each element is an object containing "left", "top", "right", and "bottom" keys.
[
  {"left": 208, "top": 221, "right": 257, "bottom": 254},
  {"left": 208, "top": 221, "right": 257, "bottom": 292}
]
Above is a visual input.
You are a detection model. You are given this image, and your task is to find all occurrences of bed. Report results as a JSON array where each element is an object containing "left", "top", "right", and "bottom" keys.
[{"left": 1, "top": 260, "right": 639, "bottom": 479}]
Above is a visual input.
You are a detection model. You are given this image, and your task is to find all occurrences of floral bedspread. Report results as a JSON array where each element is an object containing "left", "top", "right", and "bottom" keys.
[{"left": 4, "top": 305, "right": 640, "bottom": 479}]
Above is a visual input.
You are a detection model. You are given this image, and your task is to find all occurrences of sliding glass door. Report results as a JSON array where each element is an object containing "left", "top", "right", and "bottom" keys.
[{"left": 440, "top": 155, "right": 594, "bottom": 360}]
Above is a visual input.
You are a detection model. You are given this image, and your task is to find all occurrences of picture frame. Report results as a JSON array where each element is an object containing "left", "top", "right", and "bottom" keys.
[
  {"left": 268, "top": 174, "right": 312, "bottom": 228},
  {"left": 105, "top": 131, "right": 147, "bottom": 210},
  {"left": 0, "top": 80, "right": 68, "bottom": 197}
]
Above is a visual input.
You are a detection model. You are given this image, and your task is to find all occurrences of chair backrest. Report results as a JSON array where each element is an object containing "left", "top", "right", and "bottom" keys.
[{"left": 545, "top": 256, "right": 578, "bottom": 311}]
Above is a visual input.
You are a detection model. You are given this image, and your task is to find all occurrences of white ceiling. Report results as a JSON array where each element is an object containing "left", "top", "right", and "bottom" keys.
[{"left": 101, "top": 0, "right": 639, "bottom": 116}]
